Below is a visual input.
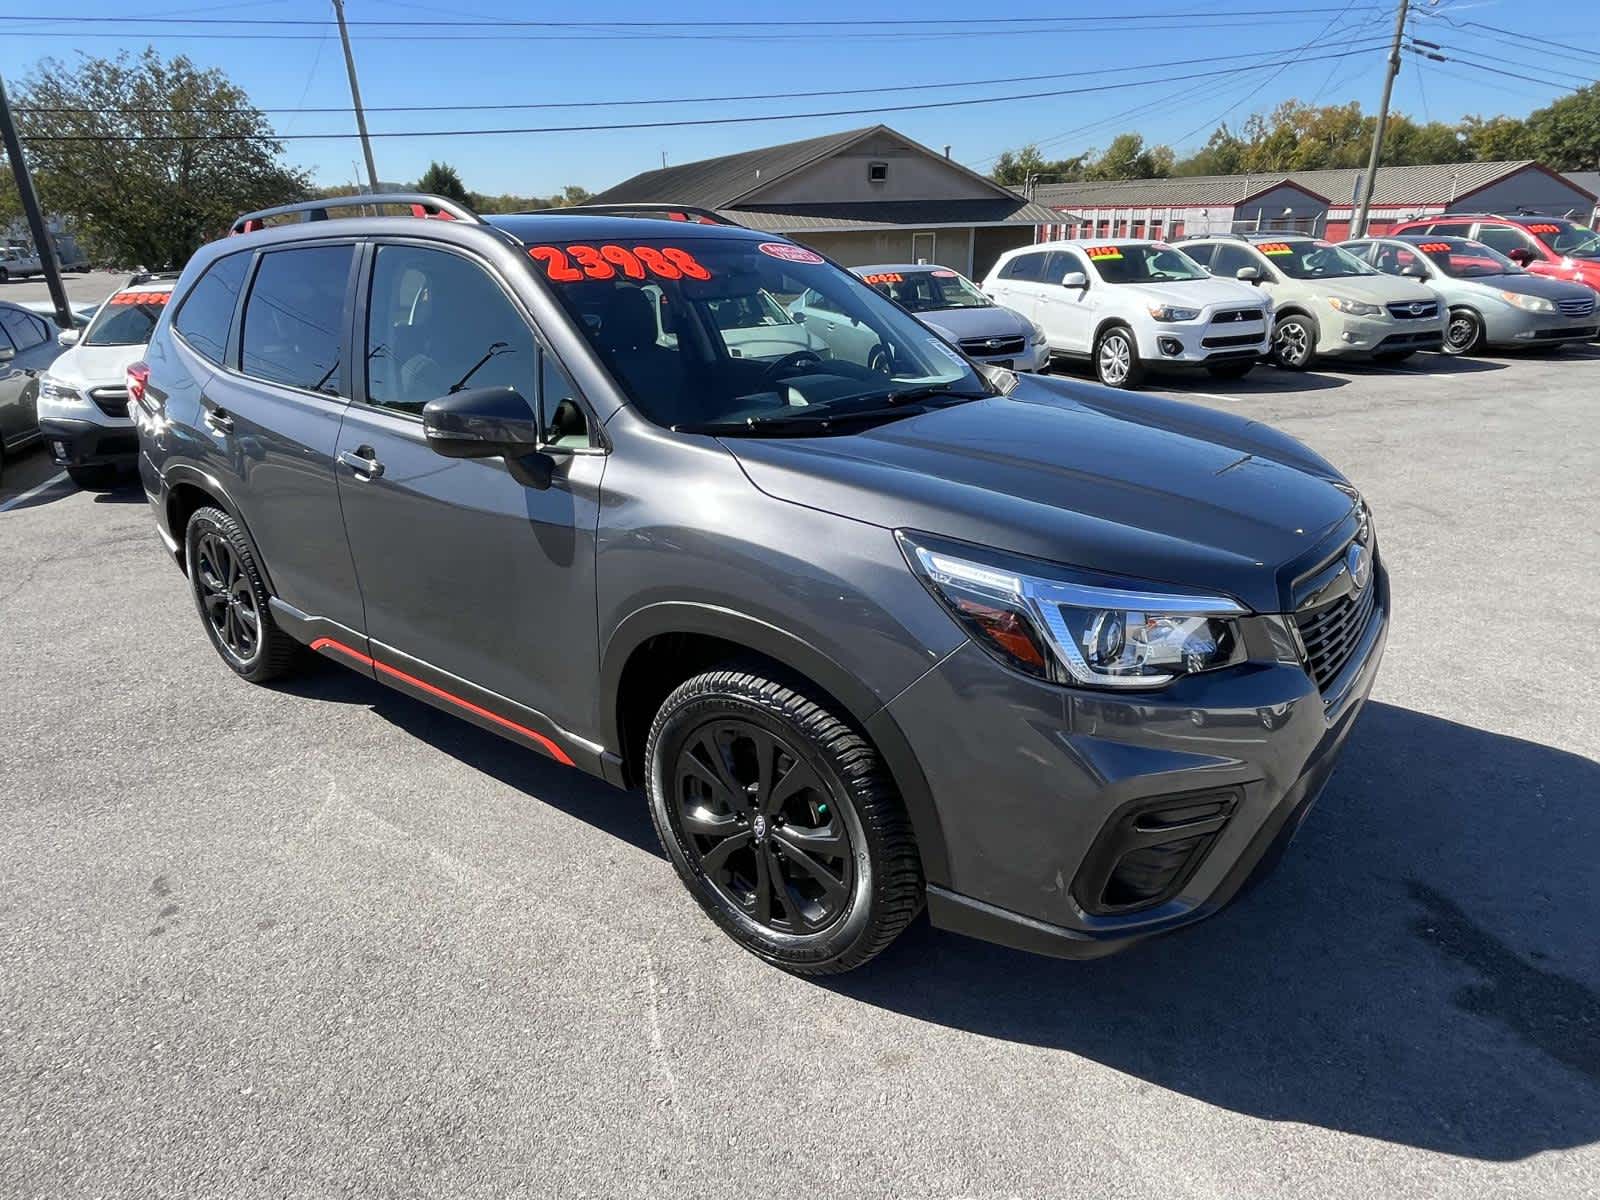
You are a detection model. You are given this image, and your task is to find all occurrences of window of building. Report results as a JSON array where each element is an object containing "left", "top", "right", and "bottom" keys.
[
  {"left": 868, "top": 161, "right": 889, "bottom": 183},
  {"left": 241, "top": 244, "right": 353, "bottom": 395},
  {"left": 174, "top": 251, "right": 250, "bottom": 365}
]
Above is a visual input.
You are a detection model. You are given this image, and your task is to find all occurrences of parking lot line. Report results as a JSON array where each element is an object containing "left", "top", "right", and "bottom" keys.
[
  {"left": 1185, "top": 391, "right": 1243, "bottom": 403},
  {"left": 0, "top": 471, "right": 68, "bottom": 513}
]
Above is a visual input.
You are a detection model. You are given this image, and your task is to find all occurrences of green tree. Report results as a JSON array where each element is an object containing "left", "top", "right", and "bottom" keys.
[
  {"left": 1083, "top": 133, "right": 1174, "bottom": 181},
  {"left": 416, "top": 161, "right": 470, "bottom": 205},
  {"left": 1523, "top": 83, "right": 1600, "bottom": 171},
  {"left": 1459, "top": 114, "right": 1535, "bottom": 161},
  {"left": 989, "top": 144, "right": 1086, "bottom": 189},
  {"left": 12, "top": 48, "right": 309, "bottom": 268}
]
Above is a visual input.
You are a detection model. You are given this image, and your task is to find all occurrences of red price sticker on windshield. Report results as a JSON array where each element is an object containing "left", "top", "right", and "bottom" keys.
[
  {"left": 1086, "top": 246, "right": 1123, "bottom": 261},
  {"left": 1528, "top": 223, "right": 1562, "bottom": 234},
  {"left": 861, "top": 272, "right": 903, "bottom": 285},
  {"left": 528, "top": 244, "right": 711, "bottom": 283},
  {"left": 758, "top": 242, "right": 824, "bottom": 264},
  {"left": 931, "top": 269, "right": 958, "bottom": 277},
  {"left": 110, "top": 291, "right": 170, "bottom": 306},
  {"left": 1418, "top": 243, "right": 1452, "bottom": 253},
  {"left": 1259, "top": 243, "right": 1294, "bottom": 255}
]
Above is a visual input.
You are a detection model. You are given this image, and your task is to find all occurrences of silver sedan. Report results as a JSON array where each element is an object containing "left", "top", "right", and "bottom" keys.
[{"left": 1345, "top": 234, "right": 1599, "bottom": 354}]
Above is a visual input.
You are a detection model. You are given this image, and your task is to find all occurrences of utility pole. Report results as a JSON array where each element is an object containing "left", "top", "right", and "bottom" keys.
[
  {"left": 1353, "top": 0, "right": 1410, "bottom": 238},
  {"left": 0, "top": 72, "right": 72, "bottom": 330},
  {"left": 332, "top": 0, "right": 379, "bottom": 193}
]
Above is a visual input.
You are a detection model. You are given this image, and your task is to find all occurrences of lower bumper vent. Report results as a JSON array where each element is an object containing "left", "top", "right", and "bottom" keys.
[{"left": 1073, "top": 790, "right": 1239, "bottom": 915}]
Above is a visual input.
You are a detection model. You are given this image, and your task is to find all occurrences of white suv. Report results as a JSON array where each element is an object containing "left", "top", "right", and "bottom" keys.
[
  {"left": 36, "top": 273, "right": 177, "bottom": 488},
  {"left": 982, "top": 240, "right": 1270, "bottom": 388}
]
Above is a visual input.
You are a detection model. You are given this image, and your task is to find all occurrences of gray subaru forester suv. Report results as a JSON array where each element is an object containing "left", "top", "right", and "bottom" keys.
[{"left": 129, "top": 195, "right": 1388, "bottom": 974}]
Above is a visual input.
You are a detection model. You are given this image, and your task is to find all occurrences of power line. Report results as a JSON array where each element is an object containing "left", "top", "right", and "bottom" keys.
[
  {"left": 16, "top": 44, "right": 1387, "bottom": 143},
  {"left": 1406, "top": 45, "right": 1591, "bottom": 94},
  {"left": 16, "top": 35, "right": 1393, "bottom": 117}
]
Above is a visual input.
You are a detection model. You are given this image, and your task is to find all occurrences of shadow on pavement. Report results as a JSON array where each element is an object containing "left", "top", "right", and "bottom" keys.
[{"left": 820, "top": 702, "right": 1600, "bottom": 1161}]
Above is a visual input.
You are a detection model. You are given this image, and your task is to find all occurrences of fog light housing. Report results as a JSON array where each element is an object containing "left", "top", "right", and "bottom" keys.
[{"left": 1158, "top": 336, "right": 1183, "bottom": 356}]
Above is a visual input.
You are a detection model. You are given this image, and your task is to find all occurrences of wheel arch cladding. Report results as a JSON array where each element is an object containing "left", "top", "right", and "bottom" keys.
[{"left": 602, "top": 603, "right": 952, "bottom": 887}]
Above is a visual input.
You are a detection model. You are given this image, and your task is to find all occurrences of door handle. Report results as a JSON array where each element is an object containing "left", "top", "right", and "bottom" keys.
[
  {"left": 202, "top": 407, "right": 234, "bottom": 434},
  {"left": 338, "top": 446, "right": 385, "bottom": 480}
]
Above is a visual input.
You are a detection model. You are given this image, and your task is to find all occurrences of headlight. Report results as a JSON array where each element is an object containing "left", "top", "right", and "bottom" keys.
[
  {"left": 1327, "top": 297, "right": 1384, "bottom": 317},
  {"left": 39, "top": 377, "right": 87, "bottom": 407},
  {"left": 1028, "top": 320, "right": 1047, "bottom": 344},
  {"left": 899, "top": 532, "right": 1247, "bottom": 688},
  {"left": 1500, "top": 290, "right": 1556, "bottom": 313},
  {"left": 1147, "top": 304, "right": 1201, "bottom": 322}
]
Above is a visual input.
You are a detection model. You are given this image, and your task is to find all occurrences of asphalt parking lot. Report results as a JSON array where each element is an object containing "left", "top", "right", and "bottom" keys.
[{"left": 3, "top": 327, "right": 1598, "bottom": 1195}]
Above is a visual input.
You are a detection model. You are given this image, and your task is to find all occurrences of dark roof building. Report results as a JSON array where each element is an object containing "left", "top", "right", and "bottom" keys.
[
  {"left": 591, "top": 125, "right": 1063, "bottom": 279},
  {"left": 1032, "top": 161, "right": 1596, "bottom": 242}
]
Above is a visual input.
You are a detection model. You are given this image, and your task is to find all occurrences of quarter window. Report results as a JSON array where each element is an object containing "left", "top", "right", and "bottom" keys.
[
  {"left": 241, "top": 245, "right": 353, "bottom": 394},
  {"left": 174, "top": 251, "right": 250, "bottom": 365},
  {"left": 364, "top": 244, "right": 538, "bottom": 417},
  {"left": 999, "top": 252, "right": 1048, "bottom": 282},
  {"left": 0, "top": 307, "right": 47, "bottom": 351},
  {"left": 1209, "top": 244, "right": 1261, "bottom": 278}
]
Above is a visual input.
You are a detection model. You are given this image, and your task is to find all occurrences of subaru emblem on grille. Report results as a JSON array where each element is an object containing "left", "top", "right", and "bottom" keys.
[
  {"left": 987, "top": 338, "right": 1003, "bottom": 349},
  {"left": 1409, "top": 303, "right": 1425, "bottom": 316},
  {"left": 1346, "top": 541, "right": 1372, "bottom": 592}
]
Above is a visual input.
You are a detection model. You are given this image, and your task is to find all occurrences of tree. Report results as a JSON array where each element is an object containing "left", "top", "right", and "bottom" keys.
[
  {"left": 990, "top": 144, "right": 1086, "bottom": 190},
  {"left": 12, "top": 48, "right": 309, "bottom": 268},
  {"left": 1523, "top": 83, "right": 1600, "bottom": 171},
  {"left": 416, "top": 161, "right": 470, "bottom": 205},
  {"left": 1083, "top": 133, "right": 1174, "bottom": 181}
]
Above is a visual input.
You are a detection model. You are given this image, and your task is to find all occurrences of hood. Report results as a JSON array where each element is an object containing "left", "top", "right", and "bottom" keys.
[
  {"left": 917, "top": 304, "right": 1031, "bottom": 342},
  {"left": 1135, "top": 277, "right": 1266, "bottom": 311},
  {"left": 46, "top": 341, "right": 145, "bottom": 388},
  {"left": 1320, "top": 274, "right": 1435, "bottom": 306},
  {"left": 722, "top": 375, "right": 1358, "bottom": 613},
  {"left": 1455, "top": 271, "right": 1598, "bottom": 304}
]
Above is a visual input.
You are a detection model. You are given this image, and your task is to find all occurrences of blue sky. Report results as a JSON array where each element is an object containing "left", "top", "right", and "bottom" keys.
[{"left": 2, "top": 0, "right": 1590, "bottom": 196}]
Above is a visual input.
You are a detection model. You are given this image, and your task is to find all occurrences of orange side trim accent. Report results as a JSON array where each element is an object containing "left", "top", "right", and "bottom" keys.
[{"left": 309, "top": 637, "right": 574, "bottom": 766}]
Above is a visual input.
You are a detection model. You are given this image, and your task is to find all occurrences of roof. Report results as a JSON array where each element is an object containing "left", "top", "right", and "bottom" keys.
[
  {"left": 1562, "top": 172, "right": 1600, "bottom": 201},
  {"left": 485, "top": 213, "right": 766, "bottom": 243},
  {"left": 1036, "top": 161, "right": 1572, "bottom": 211},
  {"left": 591, "top": 124, "right": 1056, "bottom": 229}
]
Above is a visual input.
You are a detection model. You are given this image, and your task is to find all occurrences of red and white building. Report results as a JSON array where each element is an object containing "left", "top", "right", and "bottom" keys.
[{"left": 1033, "top": 160, "right": 1597, "bottom": 243}]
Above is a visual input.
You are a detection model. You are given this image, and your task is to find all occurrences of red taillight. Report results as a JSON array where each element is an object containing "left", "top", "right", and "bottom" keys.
[{"left": 127, "top": 361, "right": 150, "bottom": 408}]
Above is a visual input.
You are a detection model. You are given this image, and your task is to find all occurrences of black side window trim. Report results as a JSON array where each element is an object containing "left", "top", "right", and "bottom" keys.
[{"left": 352, "top": 236, "right": 603, "bottom": 450}]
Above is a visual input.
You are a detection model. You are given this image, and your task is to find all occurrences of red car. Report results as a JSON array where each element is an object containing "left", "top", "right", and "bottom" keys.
[{"left": 1389, "top": 214, "right": 1600, "bottom": 295}]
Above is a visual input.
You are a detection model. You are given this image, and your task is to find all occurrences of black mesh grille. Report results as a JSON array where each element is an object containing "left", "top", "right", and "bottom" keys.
[
  {"left": 1202, "top": 332, "right": 1263, "bottom": 348},
  {"left": 1294, "top": 575, "right": 1378, "bottom": 693},
  {"left": 89, "top": 387, "right": 129, "bottom": 419}
]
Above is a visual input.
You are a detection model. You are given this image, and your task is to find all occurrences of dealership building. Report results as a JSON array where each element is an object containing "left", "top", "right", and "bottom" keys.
[
  {"left": 589, "top": 125, "right": 1060, "bottom": 280},
  {"left": 1033, "top": 161, "right": 1598, "bottom": 242}
]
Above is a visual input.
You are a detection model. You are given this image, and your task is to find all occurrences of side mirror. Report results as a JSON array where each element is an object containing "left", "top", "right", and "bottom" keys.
[
  {"left": 58, "top": 328, "right": 80, "bottom": 347},
  {"left": 1235, "top": 267, "right": 1261, "bottom": 284},
  {"left": 422, "top": 385, "right": 557, "bottom": 490},
  {"left": 1061, "top": 271, "right": 1088, "bottom": 289},
  {"left": 1507, "top": 247, "right": 1535, "bottom": 267},
  {"left": 1399, "top": 263, "right": 1427, "bottom": 279}
]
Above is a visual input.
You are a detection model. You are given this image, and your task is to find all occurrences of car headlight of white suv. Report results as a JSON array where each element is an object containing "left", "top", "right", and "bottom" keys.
[
  {"left": 38, "top": 377, "right": 89, "bottom": 408},
  {"left": 1146, "top": 304, "right": 1201, "bottom": 322},
  {"left": 1326, "top": 297, "right": 1385, "bottom": 318}
]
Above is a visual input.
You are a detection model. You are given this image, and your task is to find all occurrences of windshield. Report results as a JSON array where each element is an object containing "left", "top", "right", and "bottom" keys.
[
  {"left": 82, "top": 289, "right": 169, "bottom": 346},
  {"left": 1259, "top": 240, "right": 1376, "bottom": 280},
  {"left": 529, "top": 237, "right": 991, "bottom": 433},
  {"left": 1409, "top": 238, "right": 1521, "bottom": 279},
  {"left": 1525, "top": 220, "right": 1600, "bottom": 260},
  {"left": 1087, "top": 244, "right": 1209, "bottom": 284},
  {"left": 860, "top": 267, "right": 992, "bottom": 311}
]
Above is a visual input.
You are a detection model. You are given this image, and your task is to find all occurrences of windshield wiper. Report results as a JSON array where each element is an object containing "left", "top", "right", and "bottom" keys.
[
  {"left": 879, "top": 382, "right": 990, "bottom": 406},
  {"left": 677, "top": 404, "right": 937, "bottom": 437}
]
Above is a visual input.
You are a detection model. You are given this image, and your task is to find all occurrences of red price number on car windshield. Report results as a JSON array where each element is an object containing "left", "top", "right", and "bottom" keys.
[
  {"left": 1418, "top": 243, "right": 1452, "bottom": 253},
  {"left": 528, "top": 244, "right": 712, "bottom": 283},
  {"left": 111, "top": 291, "right": 170, "bottom": 306},
  {"left": 861, "top": 272, "right": 903, "bottom": 285},
  {"left": 1527, "top": 224, "right": 1561, "bottom": 234},
  {"left": 1086, "top": 246, "right": 1123, "bottom": 260}
]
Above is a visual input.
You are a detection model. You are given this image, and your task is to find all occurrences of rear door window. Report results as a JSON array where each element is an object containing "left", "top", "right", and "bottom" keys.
[
  {"left": 999, "top": 252, "right": 1048, "bottom": 282},
  {"left": 1426, "top": 222, "right": 1473, "bottom": 237},
  {"left": 1473, "top": 224, "right": 1536, "bottom": 258},
  {"left": 174, "top": 252, "right": 251, "bottom": 365},
  {"left": 1209, "top": 244, "right": 1260, "bottom": 278},
  {"left": 0, "top": 307, "right": 47, "bottom": 351},
  {"left": 241, "top": 244, "right": 353, "bottom": 395}
]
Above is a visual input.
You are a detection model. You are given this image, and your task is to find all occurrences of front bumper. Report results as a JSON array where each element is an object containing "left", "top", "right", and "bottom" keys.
[
  {"left": 1134, "top": 324, "right": 1269, "bottom": 367},
  {"left": 37, "top": 416, "right": 138, "bottom": 468},
  {"left": 891, "top": 566, "right": 1389, "bottom": 959},
  {"left": 1318, "top": 312, "right": 1444, "bottom": 358},
  {"left": 1483, "top": 306, "right": 1599, "bottom": 346}
]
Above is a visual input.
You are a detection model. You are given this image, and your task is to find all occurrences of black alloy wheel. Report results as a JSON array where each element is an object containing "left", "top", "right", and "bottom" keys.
[
  {"left": 673, "top": 718, "right": 854, "bottom": 934},
  {"left": 646, "top": 668, "right": 923, "bottom": 974},
  {"left": 184, "top": 505, "right": 300, "bottom": 683}
]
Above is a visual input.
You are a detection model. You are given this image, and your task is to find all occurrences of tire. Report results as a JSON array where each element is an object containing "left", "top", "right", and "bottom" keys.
[
  {"left": 1271, "top": 314, "right": 1315, "bottom": 370},
  {"left": 184, "top": 505, "right": 299, "bottom": 683},
  {"left": 1093, "top": 325, "right": 1144, "bottom": 389},
  {"left": 66, "top": 464, "right": 119, "bottom": 490},
  {"left": 1444, "top": 308, "right": 1484, "bottom": 356},
  {"left": 1205, "top": 360, "right": 1254, "bottom": 381},
  {"left": 0, "top": 268, "right": 9, "bottom": 283},
  {"left": 645, "top": 667, "right": 923, "bottom": 975},
  {"left": 866, "top": 344, "right": 891, "bottom": 376},
  {"left": 1372, "top": 350, "right": 1415, "bottom": 364}
]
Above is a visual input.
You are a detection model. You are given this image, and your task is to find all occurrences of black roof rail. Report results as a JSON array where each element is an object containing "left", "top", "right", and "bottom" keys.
[
  {"left": 514, "top": 203, "right": 740, "bottom": 226},
  {"left": 127, "top": 270, "right": 183, "bottom": 286},
  {"left": 229, "top": 193, "right": 481, "bottom": 236}
]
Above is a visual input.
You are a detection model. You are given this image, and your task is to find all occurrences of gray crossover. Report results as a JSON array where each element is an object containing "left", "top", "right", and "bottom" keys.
[{"left": 130, "top": 195, "right": 1388, "bottom": 973}]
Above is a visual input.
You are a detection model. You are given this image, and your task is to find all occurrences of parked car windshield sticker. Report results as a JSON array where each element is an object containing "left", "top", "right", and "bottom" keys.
[
  {"left": 931, "top": 269, "right": 958, "bottom": 277},
  {"left": 1418, "top": 243, "right": 1453, "bottom": 253},
  {"left": 861, "top": 272, "right": 903, "bottom": 285},
  {"left": 528, "top": 244, "right": 711, "bottom": 282},
  {"left": 1086, "top": 246, "right": 1124, "bottom": 261},
  {"left": 110, "top": 291, "right": 171, "bottom": 306},
  {"left": 1527, "top": 223, "right": 1563, "bottom": 234},
  {"left": 1259, "top": 243, "right": 1294, "bottom": 255},
  {"left": 758, "top": 242, "right": 824, "bottom": 264}
]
